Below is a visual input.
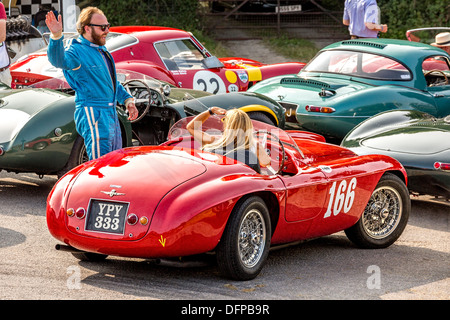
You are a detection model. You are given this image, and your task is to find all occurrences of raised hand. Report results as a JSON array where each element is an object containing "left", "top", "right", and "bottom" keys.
[{"left": 45, "top": 11, "right": 63, "bottom": 38}]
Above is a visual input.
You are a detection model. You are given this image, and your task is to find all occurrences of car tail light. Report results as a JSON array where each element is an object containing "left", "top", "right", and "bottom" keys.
[
  {"left": 434, "top": 162, "right": 450, "bottom": 171},
  {"left": 67, "top": 208, "right": 75, "bottom": 217},
  {"left": 0, "top": 146, "right": 4, "bottom": 156},
  {"left": 75, "top": 207, "right": 86, "bottom": 219},
  {"left": 139, "top": 216, "right": 149, "bottom": 226},
  {"left": 127, "top": 213, "right": 138, "bottom": 225},
  {"left": 305, "top": 105, "right": 335, "bottom": 113}
]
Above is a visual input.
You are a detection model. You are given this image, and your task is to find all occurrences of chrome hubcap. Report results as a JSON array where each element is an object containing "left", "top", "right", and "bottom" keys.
[
  {"left": 238, "top": 209, "right": 266, "bottom": 268},
  {"left": 363, "top": 186, "right": 402, "bottom": 239}
]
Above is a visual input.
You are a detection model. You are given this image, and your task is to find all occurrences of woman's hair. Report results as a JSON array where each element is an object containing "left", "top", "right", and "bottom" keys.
[
  {"left": 76, "top": 6, "right": 105, "bottom": 35},
  {"left": 203, "top": 109, "right": 255, "bottom": 154}
]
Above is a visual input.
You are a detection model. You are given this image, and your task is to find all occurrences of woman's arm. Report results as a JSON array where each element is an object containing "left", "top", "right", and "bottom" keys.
[
  {"left": 186, "top": 107, "right": 226, "bottom": 145},
  {"left": 256, "top": 142, "right": 272, "bottom": 167}
]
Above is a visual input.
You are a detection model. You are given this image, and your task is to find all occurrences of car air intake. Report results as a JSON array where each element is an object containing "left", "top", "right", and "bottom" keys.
[
  {"left": 280, "top": 78, "right": 331, "bottom": 89},
  {"left": 341, "top": 41, "right": 387, "bottom": 49}
]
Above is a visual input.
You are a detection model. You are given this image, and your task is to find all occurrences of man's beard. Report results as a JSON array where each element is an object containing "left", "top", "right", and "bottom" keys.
[{"left": 91, "top": 31, "right": 107, "bottom": 46}]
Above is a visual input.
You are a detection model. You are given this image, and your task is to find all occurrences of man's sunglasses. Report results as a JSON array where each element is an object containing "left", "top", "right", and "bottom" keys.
[{"left": 88, "top": 23, "right": 111, "bottom": 31}]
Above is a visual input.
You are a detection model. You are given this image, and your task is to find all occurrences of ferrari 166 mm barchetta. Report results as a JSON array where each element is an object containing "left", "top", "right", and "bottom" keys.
[{"left": 47, "top": 116, "right": 410, "bottom": 280}]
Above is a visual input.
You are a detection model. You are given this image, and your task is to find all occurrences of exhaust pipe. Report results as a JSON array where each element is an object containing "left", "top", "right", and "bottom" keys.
[{"left": 55, "top": 244, "right": 84, "bottom": 253}]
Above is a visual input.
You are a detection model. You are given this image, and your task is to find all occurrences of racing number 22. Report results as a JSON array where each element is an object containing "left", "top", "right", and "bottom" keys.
[{"left": 324, "top": 178, "right": 357, "bottom": 218}]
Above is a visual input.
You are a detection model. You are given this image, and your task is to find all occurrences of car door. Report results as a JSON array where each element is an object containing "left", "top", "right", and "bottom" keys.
[
  {"left": 429, "top": 84, "right": 450, "bottom": 116},
  {"left": 281, "top": 154, "right": 382, "bottom": 225},
  {"left": 281, "top": 163, "right": 329, "bottom": 222}
]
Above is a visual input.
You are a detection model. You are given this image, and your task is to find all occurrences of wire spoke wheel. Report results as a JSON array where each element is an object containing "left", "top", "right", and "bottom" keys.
[
  {"left": 362, "top": 186, "right": 402, "bottom": 239},
  {"left": 216, "top": 196, "right": 271, "bottom": 280},
  {"left": 345, "top": 173, "right": 410, "bottom": 249},
  {"left": 238, "top": 209, "right": 267, "bottom": 268}
]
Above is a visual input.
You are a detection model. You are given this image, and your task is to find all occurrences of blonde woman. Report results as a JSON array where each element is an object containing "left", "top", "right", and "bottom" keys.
[{"left": 187, "top": 107, "right": 272, "bottom": 173}]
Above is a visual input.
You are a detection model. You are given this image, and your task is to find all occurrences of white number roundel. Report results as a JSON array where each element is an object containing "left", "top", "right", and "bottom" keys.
[{"left": 193, "top": 71, "right": 226, "bottom": 94}]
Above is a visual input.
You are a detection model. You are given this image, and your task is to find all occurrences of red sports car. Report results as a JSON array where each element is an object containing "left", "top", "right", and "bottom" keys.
[
  {"left": 47, "top": 117, "right": 410, "bottom": 280},
  {"left": 10, "top": 26, "right": 304, "bottom": 92}
]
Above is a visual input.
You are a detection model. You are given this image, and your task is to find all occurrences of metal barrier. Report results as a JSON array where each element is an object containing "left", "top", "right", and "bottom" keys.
[{"left": 200, "top": 0, "right": 346, "bottom": 41}]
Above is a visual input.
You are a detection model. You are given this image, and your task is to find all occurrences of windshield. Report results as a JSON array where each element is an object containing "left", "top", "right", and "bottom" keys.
[
  {"left": 168, "top": 115, "right": 299, "bottom": 150},
  {"left": 406, "top": 27, "right": 450, "bottom": 44},
  {"left": 303, "top": 50, "right": 412, "bottom": 81},
  {"left": 166, "top": 115, "right": 303, "bottom": 175},
  {"left": 155, "top": 38, "right": 208, "bottom": 70}
]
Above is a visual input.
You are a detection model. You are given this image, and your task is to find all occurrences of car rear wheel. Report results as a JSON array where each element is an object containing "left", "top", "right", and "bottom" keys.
[
  {"left": 247, "top": 112, "right": 276, "bottom": 126},
  {"left": 345, "top": 173, "right": 410, "bottom": 249},
  {"left": 57, "top": 135, "right": 88, "bottom": 178},
  {"left": 216, "top": 196, "right": 271, "bottom": 280}
]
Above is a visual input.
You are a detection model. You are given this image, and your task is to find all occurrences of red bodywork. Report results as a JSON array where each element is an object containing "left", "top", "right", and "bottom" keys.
[
  {"left": 46, "top": 119, "right": 407, "bottom": 259},
  {"left": 10, "top": 26, "right": 305, "bottom": 92}
]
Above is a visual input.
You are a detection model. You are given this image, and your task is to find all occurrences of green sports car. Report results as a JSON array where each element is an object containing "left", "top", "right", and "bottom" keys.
[
  {"left": 341, "top": 110, "right": 450, "bottom": 199},
  {"left": 0, "top": 70, "right": 284, "bottom": 177},
  {"left": 249, "top": 38, "right": 450, "bottom": 142}
]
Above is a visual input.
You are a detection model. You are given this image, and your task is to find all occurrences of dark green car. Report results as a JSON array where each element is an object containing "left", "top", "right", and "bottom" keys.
[
  {"left": 249, "top": 38, "right": 450, "bottom": 142},
  {"left": 0, "top": 70, "right": 284, "bottom": 177},
  {"left": 341, "top": 110, "right": 450, "bottom": 199}
]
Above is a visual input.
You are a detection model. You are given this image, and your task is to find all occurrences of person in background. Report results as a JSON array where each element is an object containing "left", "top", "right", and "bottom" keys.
[
  {"left": 45, "top": 7, "right": 138, "bottom": 160},
  {"left": 431, "top": 32, "right": 450, "bottom": 54},
  {"left": 33, "top": 4, "right": 51, "bottom": 33},
  {"left": 343, "top": 0, "right": 388, "bottom": 39},
  {"left": 0, "top": 1, "right": 11, "bottom": 86}
]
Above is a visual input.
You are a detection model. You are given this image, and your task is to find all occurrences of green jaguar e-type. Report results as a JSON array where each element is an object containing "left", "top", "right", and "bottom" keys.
[
  {"left": 341, "top": 110, "right": 450, "bottom": 199},
  {"left": 0, "top": 70, "right": 284, "bottom": 177},
  {"left": 249, "top": 38, "right": 450, "bottom": 142}
]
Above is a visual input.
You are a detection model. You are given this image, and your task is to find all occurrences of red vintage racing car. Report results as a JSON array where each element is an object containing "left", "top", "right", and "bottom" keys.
[
  {"left": 10, "top": 26, "right": 304, "bottom": 92},
  {"left": 47, "top": 117, "right": 410, "bottom": 280}
]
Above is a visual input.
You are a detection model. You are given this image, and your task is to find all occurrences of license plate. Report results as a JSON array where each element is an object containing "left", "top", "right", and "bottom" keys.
[
  {"left": 85, "top": 199, "right": 129, "bottom": 235},
  {"left": 276, "top": 5, "right": 302, "bottom": 13}
]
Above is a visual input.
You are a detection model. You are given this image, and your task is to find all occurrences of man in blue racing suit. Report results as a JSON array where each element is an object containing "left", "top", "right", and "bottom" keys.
[{"left": 45, "top": 7, "right": 138, "bottom": 160}]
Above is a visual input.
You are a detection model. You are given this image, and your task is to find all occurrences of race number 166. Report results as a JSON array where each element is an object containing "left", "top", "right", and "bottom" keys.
[{"left": 324, "top": 178, "right": 357, "bottom": 218}]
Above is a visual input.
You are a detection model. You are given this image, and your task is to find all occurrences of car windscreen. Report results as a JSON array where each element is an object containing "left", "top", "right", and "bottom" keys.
[
  {"left": 154, "top": 39, "right": 207, "bottom": 70},
  {"left": 303, "top": 50, "right": 412, "bottom": 81},
  {"left": 168, "top": 115, "right": 302, "bottom": 154},
  {"left": 406, "top": 27, "right": 450, "bottom": 44}
]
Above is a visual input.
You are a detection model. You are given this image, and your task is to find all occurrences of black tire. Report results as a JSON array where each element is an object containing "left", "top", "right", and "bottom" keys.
[
  {"left": 247, "top": 112, "right": 276, "bottom": 126},
  {"left": 216, "top": 196, "right": 271, "bottom": 280},
  {"left": 345, "top": 173, "right": 410, "bottom": 249},
  {"left": 71, "top": 252, "right": 108, "bottom": 262},
  {"left": 57, "top": 135, "right": 88, "bottom": 178}
]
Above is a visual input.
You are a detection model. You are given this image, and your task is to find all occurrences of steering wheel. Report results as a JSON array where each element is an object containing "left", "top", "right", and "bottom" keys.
[
  {"left": 122, "top": 79, "right": 154, "bottom": 123},
  {"left": 254, "top": 130, "right": 285, "bottom": 175},
  {"left": 424, "top": 69, "right": 449, "bottom": 86}
]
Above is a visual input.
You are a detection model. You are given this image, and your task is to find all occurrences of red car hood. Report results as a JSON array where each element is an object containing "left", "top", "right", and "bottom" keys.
[{"left": 10, "top": 53, "right": 60, "bottom": 82}]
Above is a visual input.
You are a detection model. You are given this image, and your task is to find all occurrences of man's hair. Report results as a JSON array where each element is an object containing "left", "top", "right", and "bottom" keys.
[{"left": 76, "top": 6, "right": 105, "bottom": 35}]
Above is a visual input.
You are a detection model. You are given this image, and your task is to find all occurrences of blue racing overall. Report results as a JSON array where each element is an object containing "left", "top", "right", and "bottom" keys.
[{"left": 47, "top": 35, "right": 132, "bottom": 160}]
